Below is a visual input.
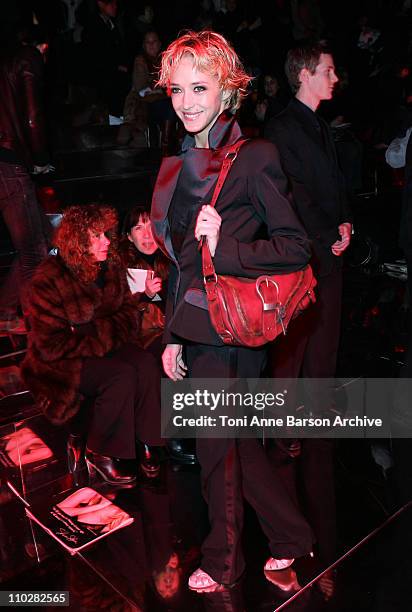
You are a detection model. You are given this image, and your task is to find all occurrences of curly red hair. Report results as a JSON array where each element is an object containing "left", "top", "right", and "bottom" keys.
[
  {"left": 53, "top": 204, "right": 120, "bottom": 283},
  {"left": 157, "top": 30, "right": 251, "bottom": 112}
]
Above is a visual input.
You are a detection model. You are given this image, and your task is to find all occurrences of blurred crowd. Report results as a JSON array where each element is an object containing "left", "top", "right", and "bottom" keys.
[{"left": 1, "top": 0, "right": 412, "bottom": 160}]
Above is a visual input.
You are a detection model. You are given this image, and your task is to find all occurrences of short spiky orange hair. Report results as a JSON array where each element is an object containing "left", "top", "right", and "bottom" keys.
[
  {"left": 54, "top": 204, "right": 120, "bottom": 284},
  {"left": 157, "top": 30, "right": 251, "bottom": 112}
]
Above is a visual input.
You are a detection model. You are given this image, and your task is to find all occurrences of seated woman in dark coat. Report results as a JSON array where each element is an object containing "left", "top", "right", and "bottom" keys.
[
  {"left": 21, "top": 204, "right": 164, "bottom": 485},
  {"left": 120, "top": 204, "right": 168, "bottom": 355}
]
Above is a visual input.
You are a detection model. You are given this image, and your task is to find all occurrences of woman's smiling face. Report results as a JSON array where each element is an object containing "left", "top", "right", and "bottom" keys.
[{"left": 169, "top": 55, "right": 227, "bottom": 148}]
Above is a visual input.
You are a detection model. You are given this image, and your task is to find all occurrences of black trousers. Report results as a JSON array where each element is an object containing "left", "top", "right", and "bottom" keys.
[
  {"left": 269, "top": 268, "right": 342, "bottom": 381},
  {"left": 78, "top": 343, "right": 163, "bottom": 459},
  {"left": 269, "top": 268, "right": 342, "bottom": 566},
  {"left": 185, "top": 343, "right": 314, "bottom": 584}
]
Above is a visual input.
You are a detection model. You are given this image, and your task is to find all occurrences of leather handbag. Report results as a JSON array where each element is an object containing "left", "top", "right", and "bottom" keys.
[{"left": 201, "top": 139, "right": 317, "bottom": 348}]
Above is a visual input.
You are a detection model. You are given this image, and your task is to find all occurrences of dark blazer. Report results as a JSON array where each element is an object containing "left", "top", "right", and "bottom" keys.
[
  {"left": 81, "top": 12, "right": 129, "bottom": 114},
  {"left": 265, "top": 98, "right": 351, "bottom": 276},
  {"left": 82, "top": 12, "right": 128, "bottom": 82},
  {"left": 151, "top": 112, "right": 311, "bottom": 346}
]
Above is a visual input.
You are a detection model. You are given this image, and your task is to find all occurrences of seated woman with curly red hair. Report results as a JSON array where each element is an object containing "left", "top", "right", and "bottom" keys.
[{"left": 21, "top": 204, "right": 163, "bottom": 485}]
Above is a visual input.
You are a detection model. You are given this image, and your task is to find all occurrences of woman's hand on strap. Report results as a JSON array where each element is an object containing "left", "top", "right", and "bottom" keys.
[
  {"left": 162, "top": 344, "right": 187, "bottom": 381},
  {"left": 195, "top": 205, "right": 221, "bottom": 257}
]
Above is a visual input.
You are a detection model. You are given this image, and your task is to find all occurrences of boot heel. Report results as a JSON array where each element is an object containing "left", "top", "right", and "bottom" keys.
[
  {"left": 67, "top": 434, "right": 85, "bottom": 474},
  {"left": 85, "top": 459, "right": 97, "bottom": 481},
  {"left": 67, "top": 434, "right": 87, "bottom": 486}
]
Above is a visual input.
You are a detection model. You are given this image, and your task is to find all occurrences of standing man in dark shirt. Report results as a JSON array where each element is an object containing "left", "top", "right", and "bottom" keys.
[
  {"left": 265, "top": 43, "right": 352, "bottom": 571},
  {"left": 81, "top": 0, "right": 130, "bottom": 116},
  {"left": 0, "top": 30, "right": 51, "bottom": 331},
  {"left": 265, "top": 42, "right": 352, "bottom": 404}
]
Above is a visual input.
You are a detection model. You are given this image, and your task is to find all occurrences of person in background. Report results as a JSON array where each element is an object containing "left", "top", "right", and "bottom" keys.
[
  {"left": 120, "top": 204, "right": 197, "bottom": 466},
  {"left": 81, "top": 0, "right": 130, "bottom": 116},
  {"left": 254, "top": 71, "right": 289, "bottom": 125},
  {"left": 0, "top": 23, "right": 52, "bottom": 332},
  {"left": 265, "top": 42, "right": 352, "bottom": 575},
  {"left": 123, "top": 30, "right": 177, "bottom": 154},
  {"left": 120, "top": 205, "right": 168, "bottom": 355},
  {"left": 22, "top": 204, "right": 164, "bottom": 485}
]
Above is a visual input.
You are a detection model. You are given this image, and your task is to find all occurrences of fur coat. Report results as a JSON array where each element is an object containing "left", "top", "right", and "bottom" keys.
[{"left": 21, "top": 255, "right": 140, "bottom": 425}]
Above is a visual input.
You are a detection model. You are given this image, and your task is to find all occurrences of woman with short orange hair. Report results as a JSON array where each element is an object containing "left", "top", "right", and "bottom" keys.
[{"left": 151, "top": 31, "right": 314, "bottom": 591}]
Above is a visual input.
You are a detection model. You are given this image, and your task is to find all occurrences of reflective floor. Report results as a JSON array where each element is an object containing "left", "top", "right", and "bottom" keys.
[
  {"left": 0, "top": 345, "right": 411, "bottom": 611},
  {"left": 1, "top": 217, "right": 411, "bottom": 610}
]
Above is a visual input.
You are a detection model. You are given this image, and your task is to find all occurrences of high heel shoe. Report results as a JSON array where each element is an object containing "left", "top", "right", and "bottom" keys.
[
  {"left": 85, "top": 448, "right": 136, "bottom": 486},
  {"left": 67, "top": 433, "right": 87, "bottom": 486},
  {"left": 67, "top": 434, "right": 85, "bottom": 473}
]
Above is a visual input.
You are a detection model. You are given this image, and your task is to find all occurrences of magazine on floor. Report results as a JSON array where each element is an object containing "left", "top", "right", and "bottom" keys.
[
  {"left": 25, "top": 487, "right": 134, "bottom": 554},
  {"left": 0, "top": 427, "right": 53, "bottom": 470},
  {"left": 0, "top": 426, "right": 65, "bottom": 500}
]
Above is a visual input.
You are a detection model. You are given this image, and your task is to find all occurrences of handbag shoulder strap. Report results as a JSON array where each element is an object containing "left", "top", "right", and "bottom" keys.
[
  {"left": 202, "top": 138, "right": 247, "bottom": 279},
  {"left": 209, "top": 138, "right": 247, "bottom": 209}
]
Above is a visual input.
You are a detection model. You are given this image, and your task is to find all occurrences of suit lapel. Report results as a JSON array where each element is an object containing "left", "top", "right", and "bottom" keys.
[
  {"left": 151, "top": 112, "right": 242, "bottom": 264},
  {"left": 151, "top": 155, "right": 184, "bottom": 263},
  {"left": 171, "top": 146, "right": 230, "bottom": 261}
]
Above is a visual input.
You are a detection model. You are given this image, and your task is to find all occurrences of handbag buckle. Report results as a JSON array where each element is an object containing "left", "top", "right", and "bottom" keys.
[
  {"left": 256, "top": 277, "right": 279, "bottom": 311},
  {"left": 225, "top": 150, "right": 238, "bottom": 162},
  {"left": 203, "top": 273, "right": 218, "bottom": 285},
  {"left": 256, "top": 278, "right": 287, "bottom": 335}
]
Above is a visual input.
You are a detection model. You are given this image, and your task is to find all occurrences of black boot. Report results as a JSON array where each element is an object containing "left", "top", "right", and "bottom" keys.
[
  {"left": 166, "top": 438, "right": 197, "bottom": 465},
  {"left": 85, "top": 448, "right": 136, "bottom": 486}
]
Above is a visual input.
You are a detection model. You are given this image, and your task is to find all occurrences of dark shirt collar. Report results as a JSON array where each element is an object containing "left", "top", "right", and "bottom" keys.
[
  {"left": 292, "top": 97, "right": 321, "bottom": 130},
  {"left": 138, "top": 251, "right": 156, "bottom": 267},
  {"left": 181, "top": 111, "right": 243, "bottom": 152},
  {"left": 99, "top": 12, "right": 114, "bottom": 28}
]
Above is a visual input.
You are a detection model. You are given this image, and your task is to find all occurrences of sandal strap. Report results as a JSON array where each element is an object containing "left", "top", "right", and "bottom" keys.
[
  {"left": 264, "top": 557, "right": 294, "bottom": 571},
  {"left": 189, "top": 568, "right": 219, "bottom": 589}
]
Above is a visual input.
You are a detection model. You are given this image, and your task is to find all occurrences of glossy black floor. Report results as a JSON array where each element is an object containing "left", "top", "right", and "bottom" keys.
[
  {"left": 1, "top": 187, "right": 411, "bottom": 611},
  {"left": 1, "top": 271, "right": 411, "bottom": 612}
]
